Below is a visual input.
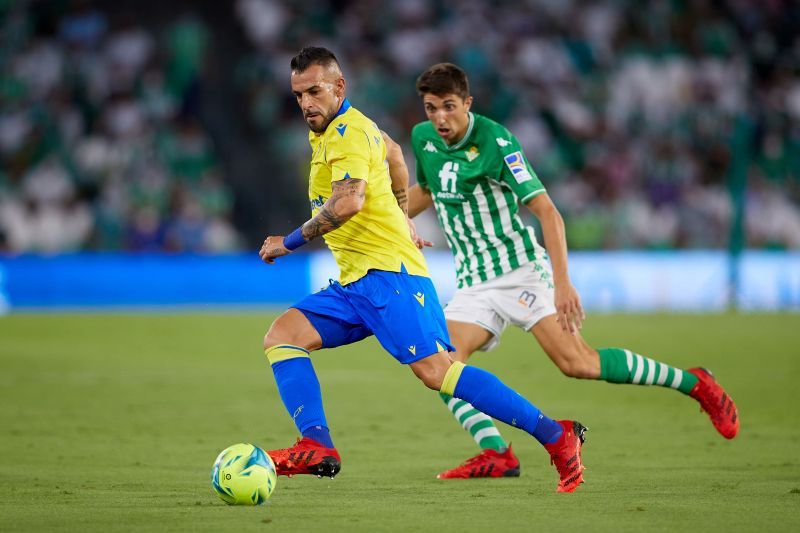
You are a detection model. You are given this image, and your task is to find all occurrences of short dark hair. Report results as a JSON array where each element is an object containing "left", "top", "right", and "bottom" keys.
[
  {"left": 416, "top": 63, "right": 470, "bottom": 100},
  {"left": 290, "top": 46, "right": 340, "bottom": 73}
]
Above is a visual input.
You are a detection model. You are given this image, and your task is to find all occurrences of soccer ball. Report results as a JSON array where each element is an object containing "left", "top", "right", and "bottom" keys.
[{"left": 211, "top": 443, "right": 277, "bottom": 505}]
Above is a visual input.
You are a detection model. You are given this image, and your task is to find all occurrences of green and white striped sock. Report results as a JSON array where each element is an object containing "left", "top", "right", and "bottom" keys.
[
  {"left": 598, "top": 348, "right": 698, "bottom": 394},
  {"left": 439, "top": 392, "right": 507, "bottom": 452}
]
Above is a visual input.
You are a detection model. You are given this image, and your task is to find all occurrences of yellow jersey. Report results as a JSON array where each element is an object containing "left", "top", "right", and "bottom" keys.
[{"left": 306, "top": 99, "right": 428, "bottom": 285}]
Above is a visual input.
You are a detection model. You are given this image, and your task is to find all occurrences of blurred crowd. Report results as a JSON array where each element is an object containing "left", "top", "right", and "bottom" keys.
[
  {"left": 0, "top": 0, "right": 239, "bottom": 253},
  {"left": 236, "top": 0, "right": 800, "bottom": 249},
  {"left": 1, "top": 0, "right": 799, "bottom": 253}
]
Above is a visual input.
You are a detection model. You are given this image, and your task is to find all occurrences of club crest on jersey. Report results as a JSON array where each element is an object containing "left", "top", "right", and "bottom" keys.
[
  {"left": 424, "top": 141, "right": 436, "bottom": 152},
  {"left": 503, "top": 151, "right": 533, "bottom": 184},
  {"left": 465, "top": 146, "right": 480, "bottom": 162}
]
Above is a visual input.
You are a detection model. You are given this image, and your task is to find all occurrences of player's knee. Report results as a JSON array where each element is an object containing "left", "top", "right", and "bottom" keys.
[
  {"left": 263, "top": 329, "right": 282, "bottom": 351},
  {"left": 419, "top": 368, "right": 446, "bottom": 390},
  {"left": 263, "top": 316, "right": 296, "bottom": 350},
  {"left": 410, "top": 361, "right": 447, "bottom": 390}
]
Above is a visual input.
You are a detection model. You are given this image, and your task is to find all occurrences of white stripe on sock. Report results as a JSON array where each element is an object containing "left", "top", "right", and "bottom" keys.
[
  {"left": 454, "top": 403, "right": 474, "bottom": 420},
  {"left": 474, "top": 427, "right": 502, "bottom": 443},
  {"left": 462, "top": 412, "right": 490, "bottom": 432},
  {"left": 656, "top": 363, "right": 668, "bottom": 385},
  {"left": 645, "top": 358, "right": 657, "bottom": 385},
  {"left": 625, "top": 349, "right": 634, "bottom": 372},
  {"left": 447, "top": 398, "right": 460, "bottom": 410},
  {"left": 633, "top": 354, "right": 645, "bottom": 383},
  {"left": 670, "top": 369, "right": 683, "bottom": 390}
]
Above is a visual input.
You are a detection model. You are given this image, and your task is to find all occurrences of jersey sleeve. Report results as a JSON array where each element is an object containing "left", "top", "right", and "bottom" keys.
[
  {"left": 415, "top": 158, "right": 429, "bottom": 189},
  {"left": 326, "top": 125, "right": 371, "bottom": 182},
  {"left": 495, "top": 130, "right": 546, "bottom": 204},
  {"left": 410, "top": 127, "right": 429, "bottom": 189}
]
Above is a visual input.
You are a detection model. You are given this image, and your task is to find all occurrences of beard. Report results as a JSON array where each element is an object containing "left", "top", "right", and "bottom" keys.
[{"left": 305, "top": 109, "right": 336, "bottom": 134}]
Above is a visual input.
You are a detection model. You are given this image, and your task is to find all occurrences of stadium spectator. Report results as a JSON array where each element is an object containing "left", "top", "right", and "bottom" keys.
[
  {"left": 0, "top": 0, "right": 238, "bottom": 253},
  {"left": 0, "top": 0, "right": 798, "bottom": 252}
]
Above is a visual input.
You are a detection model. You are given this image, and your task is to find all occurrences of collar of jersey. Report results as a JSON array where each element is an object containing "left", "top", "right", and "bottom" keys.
[
  {"left": 445, "top": 112, "right": 475, "bottom": 151},
  {"left": 333, "top": 98, "right": 351, "bottom": 119}
]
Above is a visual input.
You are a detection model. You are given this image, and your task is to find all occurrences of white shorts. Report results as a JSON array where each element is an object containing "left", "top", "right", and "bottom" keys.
[{"left": 444, "top": 261, "right": 557, "bottom": 352}]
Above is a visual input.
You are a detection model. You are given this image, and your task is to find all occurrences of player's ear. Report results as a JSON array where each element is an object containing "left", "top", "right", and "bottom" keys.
[
  {"left": 463, "top": 95, "right": 473, "bottom": 112},
  {"left": 334, "top": 77, "right": 346, "bottom": 98}
]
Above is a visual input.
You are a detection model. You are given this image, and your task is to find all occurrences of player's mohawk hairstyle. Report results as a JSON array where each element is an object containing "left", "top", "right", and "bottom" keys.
[
  {"left": 416, "top": 63, "right": 470, "bottom": 100},
  {"left": 290, "top": 46, "right": 341, "bottom": 73}
]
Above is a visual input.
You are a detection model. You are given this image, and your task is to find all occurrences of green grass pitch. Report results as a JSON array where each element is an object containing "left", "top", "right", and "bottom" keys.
[{"left": 1, "top": 312, "right": 798, "bottom": 532}]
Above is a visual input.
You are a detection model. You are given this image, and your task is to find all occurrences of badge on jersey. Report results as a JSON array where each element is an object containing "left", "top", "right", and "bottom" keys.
[{"left": 503, "top": 151, "right": 533, "bottom": 184}]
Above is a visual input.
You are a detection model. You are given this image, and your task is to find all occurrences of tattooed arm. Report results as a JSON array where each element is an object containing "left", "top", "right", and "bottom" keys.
[
  {"left": 381, "top": 131, "right": 409, "bottom": 215},
  {"left": 301, "top": 178, "right": 366, "bottom": 241},
  {"left": 380, "top": 130, "right": 432, "bottom": 249},
  {"left": 380, "top": 130, "right": 432, "bottom": 219},
  {"left": 259, "top": 178, "right": 366, "bottom": 264}
]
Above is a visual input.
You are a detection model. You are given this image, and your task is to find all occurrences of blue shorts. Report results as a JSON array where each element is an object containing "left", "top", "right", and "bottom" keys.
[{"left": 292, "top": 269, "right": 454, "bottom": 364}]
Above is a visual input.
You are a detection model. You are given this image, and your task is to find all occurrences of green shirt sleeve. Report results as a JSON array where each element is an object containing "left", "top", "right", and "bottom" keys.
[
  {"left": 494, "top": 129, "right": 546, "bottom": 204},
  {"left": 410, "top": 126, "right": 429, "bottom": 189}
]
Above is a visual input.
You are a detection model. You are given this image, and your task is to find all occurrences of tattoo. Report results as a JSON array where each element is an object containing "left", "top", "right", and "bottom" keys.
[
  {"left": 301, "top": 179, "right": 366, "bottom": 241},
  {"left": 392, "top": 187, "right": 408, "bottom": 214}
]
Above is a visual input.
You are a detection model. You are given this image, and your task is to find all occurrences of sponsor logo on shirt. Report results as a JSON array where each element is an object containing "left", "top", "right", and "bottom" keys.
[
  {"left": 496, "top": 137, "right": 512, "bottom": 147},
  {"left": 503, "top": 151, "right": 533, "bottom": 184},
  {"left": 435, "top": 191, "right": 465, "bottom": 201},
  {"left": 335, "top": 123, "right": 348, "bottom": 136},
  {"left": 424, "top": 141, "right": 436, "bottom": 152},
  {"left": 310, "top": 194, "right": 326, "bottom": 210}
]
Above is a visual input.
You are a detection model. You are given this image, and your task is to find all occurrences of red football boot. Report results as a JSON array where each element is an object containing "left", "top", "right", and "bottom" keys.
[
  {"left": 687, "top": 368, "right": 739, "bottom": 439},
  {"left": 543, "top": 420, "right": 587, "bottom": 493},
  {"left": 437, "top": 445, "right": 521, "bottom": 479},
  {"left": 267, "top": 437, "right": 341, "bottom": 478}
]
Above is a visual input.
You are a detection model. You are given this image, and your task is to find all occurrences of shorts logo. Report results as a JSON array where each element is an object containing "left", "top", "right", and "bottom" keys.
[
  {"left": 414, "top": 292, "right": 425, "bottom": 306},
  {"left": 518, "top": 290, "right": 537, "bottom": 308},
  {"left": 408, "top": 345, "right": 416, "bottom": 355},
  {"left": 504, "top": 151, "right": 533, "bottom": 184}
]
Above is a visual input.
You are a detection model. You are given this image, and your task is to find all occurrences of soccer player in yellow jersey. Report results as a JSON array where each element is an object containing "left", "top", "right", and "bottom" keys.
[{"left": 258, "top": 47, "right": 587, "bottom": 493}]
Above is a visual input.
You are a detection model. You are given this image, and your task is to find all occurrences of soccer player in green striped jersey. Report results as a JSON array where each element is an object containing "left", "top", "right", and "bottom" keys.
[{"left": 398, "top": 63, "right": 739, "bottom": 479}]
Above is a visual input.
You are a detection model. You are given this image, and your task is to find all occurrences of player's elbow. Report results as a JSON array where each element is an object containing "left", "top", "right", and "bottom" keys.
[{"left": 337, "top": 195, "right": 364, "bottom": 218}]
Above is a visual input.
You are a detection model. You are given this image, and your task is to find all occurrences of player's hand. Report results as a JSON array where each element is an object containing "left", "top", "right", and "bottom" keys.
[
  {"left": 554, "top": 280, "right": 585, "bottom": 334},
  {"left": 407, "top": 217, "right": 433, "bottom": 249},
  {"left": 259, "top": 236, "right": 291, "bottom": 264}
]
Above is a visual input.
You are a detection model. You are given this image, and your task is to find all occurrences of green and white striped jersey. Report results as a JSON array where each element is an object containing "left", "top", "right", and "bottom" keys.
[{"left": 412, "top": 112, "right": 548, "bottom": 288}]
